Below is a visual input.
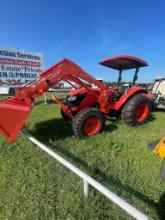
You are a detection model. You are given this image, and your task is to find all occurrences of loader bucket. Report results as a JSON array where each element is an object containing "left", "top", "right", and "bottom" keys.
[{"left": 0, "top": 98, "right": 31, "bottom": 142}]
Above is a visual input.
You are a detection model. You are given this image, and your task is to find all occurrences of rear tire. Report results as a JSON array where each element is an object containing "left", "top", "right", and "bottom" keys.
[
  {"left": 72, "top": 107, "right": 105, "bottom": 138},
  {"left": 122, "top": 94, "right": 151, "bottom": 126}
]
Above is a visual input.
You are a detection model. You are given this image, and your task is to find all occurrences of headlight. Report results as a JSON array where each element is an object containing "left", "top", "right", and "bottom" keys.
[{"left": 67, "top": 96, "right": 77, "bottom": 101}]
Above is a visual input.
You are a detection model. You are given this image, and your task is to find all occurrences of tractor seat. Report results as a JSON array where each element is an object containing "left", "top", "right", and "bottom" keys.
[
  {"left": 111, "top": 85, "right": 130, "bottom": 101},
  {"left": 111, "top": 89, "right": 123, "bottom": 101}
]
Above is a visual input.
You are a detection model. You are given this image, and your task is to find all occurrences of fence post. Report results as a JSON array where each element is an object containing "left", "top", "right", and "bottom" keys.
[
  {"left": 83, "top": 179, "right": 89, "bottom": 197},
  {"left": 43, "top": 93, "right": 47, "bottom": 104}
]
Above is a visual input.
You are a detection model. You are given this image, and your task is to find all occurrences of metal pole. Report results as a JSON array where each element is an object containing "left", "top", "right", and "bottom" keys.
[
  {"left": 22, "top": 131, "right": 151, "bottom": 220},
  {"left": 43, "top": 92, "right": 47, "bottom": 104},
  {"left": 83, "top": 179, "right": 89, "bottom": 197}
]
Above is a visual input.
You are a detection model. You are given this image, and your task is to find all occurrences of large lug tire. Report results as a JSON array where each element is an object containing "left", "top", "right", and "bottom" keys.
[
  {"left": 122, "top": 94, "right": 151, "bottom": 126},
  {"left": 72, "top": 107, "right": 105, "bottom": 138}
]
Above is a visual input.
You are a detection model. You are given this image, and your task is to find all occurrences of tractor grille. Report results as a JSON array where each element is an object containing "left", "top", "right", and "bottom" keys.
[{"left": 66, "top": 93, "right": 87, "bottom": 107}]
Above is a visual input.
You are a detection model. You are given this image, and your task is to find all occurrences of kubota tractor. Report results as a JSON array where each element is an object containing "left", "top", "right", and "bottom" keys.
[
  {"left": 0, "top": 55, "right": 151, "bottom": 142},
  {"left": 61, "top": 55, "right": 152, "bottom": 137}
]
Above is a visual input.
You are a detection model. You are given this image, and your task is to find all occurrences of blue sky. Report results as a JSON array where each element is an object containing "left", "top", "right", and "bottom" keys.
[{"left": 0, "top": 0, "right": 165, "bottom": 82}]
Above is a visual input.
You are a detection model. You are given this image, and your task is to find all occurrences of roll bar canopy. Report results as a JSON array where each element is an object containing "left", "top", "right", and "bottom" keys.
[{"left": 99, "top": 55, "right": 148, "bottom": 70}]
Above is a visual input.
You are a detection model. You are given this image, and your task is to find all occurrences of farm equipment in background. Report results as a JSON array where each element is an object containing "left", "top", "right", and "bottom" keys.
[
  {"left": 151, "top": 77, "right": 165, "bottom": 109},
  {"left": 0, "top": 55, "right": 152, "bottom": 142},
  {"left": 148, "top": 137, "right": 165, "bottom": 180}
]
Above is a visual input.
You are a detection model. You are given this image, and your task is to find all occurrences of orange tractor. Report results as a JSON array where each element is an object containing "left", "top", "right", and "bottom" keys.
[{"left": 0, "top": 55, "right": 152, "bottom": 141}]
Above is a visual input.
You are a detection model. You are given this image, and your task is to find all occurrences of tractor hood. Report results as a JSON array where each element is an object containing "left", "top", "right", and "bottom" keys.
[{"left": 68, "top": 87, "right": 100, "bottom": 96}]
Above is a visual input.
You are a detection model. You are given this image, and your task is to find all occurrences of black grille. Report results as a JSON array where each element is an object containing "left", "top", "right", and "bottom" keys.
[{"left": 66, "top": 93, "right": 87, "bottom": 107}]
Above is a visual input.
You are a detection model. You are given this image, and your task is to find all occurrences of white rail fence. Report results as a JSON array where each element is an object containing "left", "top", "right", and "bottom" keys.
[{"left": 23, "top": 131, "right": 151, "bottom": 220}]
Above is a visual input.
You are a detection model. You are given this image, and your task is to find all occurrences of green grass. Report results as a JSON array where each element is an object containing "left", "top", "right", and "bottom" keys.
[{"left": 0, "top": 94, "right": 165, "bottom": 220}]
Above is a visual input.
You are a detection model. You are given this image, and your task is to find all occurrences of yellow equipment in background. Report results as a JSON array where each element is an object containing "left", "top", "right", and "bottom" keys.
[
  {"left": 153, "top": 136, "right": 165, "bottom": 158},
  {"left": 148, "top": 136, "right": 165, "bottom": 180}
]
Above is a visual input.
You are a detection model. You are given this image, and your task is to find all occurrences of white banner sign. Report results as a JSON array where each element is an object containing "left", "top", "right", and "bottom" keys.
[{"left": 0, "top": 48, "right": 44, "bottom": 87}]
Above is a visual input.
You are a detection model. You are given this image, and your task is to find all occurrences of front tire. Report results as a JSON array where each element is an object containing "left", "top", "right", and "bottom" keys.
[
  {"left": 72, "top": 107, "right": 105, "bottom": 138},
  {"left": 122, "top": 94, "right": 151, "bottom": 126}
]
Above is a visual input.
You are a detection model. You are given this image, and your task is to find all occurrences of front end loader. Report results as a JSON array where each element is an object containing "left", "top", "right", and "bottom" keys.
[{"left": 0, "top": 58, "right": 109, "bottom": 141}]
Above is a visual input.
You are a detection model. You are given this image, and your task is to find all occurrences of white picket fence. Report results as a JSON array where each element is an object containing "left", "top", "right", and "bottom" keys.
[{"left": 23, "top": 131, "right": 151, "bottom": 220}]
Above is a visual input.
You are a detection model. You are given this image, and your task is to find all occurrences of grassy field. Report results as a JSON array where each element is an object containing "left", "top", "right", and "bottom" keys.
[{"left": 0, "top": 92, "right": 165, "bottom": 220}]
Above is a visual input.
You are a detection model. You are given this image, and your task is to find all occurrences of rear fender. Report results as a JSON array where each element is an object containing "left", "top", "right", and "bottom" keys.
[{"left": 115, "top": 87, "right": 148, "bottom": 110}]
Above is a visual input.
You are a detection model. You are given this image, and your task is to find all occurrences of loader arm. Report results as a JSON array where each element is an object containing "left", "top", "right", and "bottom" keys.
[
  {"left": 0, "top": 58, "right": 108, "bottom": 142},
  {"left": 14, "top": 58, "right": 107, "bottom": 104}
]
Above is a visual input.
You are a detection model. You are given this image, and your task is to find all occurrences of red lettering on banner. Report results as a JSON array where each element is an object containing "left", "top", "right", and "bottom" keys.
[{"left": 0, "top": 58, "right": 41, "bottom": 67}]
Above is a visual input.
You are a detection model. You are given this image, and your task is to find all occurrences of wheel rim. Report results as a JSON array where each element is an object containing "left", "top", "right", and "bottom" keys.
[
  {"left": 135, "top": 103, "right": 149, "bottom": 122},
  {"left": 83, "top": 116, "right": 101, "bottom": 135}
]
